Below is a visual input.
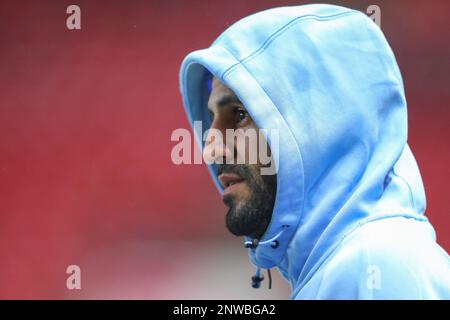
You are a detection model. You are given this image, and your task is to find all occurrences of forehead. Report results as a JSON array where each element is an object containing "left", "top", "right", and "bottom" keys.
[
  {"left": 211, "top": 77, "right": 235, "bottom": 97},
  {"left": 208, "top": 77, "right": 239, "bottom": 109}
]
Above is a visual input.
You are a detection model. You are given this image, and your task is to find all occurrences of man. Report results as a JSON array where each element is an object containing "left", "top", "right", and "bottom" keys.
[
  {"left": 179, "top": 4, "right": 450, "bottom": 299},
  {"left": 204, "top": 77, "right": 277, "bottom": 242}
]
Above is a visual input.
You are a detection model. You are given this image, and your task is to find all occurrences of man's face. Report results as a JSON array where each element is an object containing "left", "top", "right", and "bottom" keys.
[{"left": 204, "top": 77, "right": 277, "bottom": 240}]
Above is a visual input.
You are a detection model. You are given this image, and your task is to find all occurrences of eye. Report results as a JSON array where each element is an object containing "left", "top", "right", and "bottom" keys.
[
  {"left": 208, "top": 110, "right": 214, "bottom": 122},
  {"left": 234, "top": 108, "right": 249, "bottom": 126}
]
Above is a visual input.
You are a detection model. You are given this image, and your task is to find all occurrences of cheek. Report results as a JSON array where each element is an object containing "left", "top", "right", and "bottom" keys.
[
  {"left": 235, "top": 128, "right": 261, "bottom": 165},
  {"left": 234, "top": 182, "right": 251, "bottom": 202},
  {"left": 245, "top": 164, "right": 265, "bottom": 189}
]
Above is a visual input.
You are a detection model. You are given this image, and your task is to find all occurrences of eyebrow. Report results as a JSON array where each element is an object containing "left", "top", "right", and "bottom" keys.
[{"left": 216, "top": 94, "right": 243, "bottom": 108}]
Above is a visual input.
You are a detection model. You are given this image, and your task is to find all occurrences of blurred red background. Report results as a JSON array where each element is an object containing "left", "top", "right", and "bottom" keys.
[{"left": 0, "top": 0, "right": 449, "bottom": 299}]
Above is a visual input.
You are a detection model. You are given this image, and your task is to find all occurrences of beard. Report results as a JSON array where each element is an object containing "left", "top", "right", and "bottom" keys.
[{"left": 218, "top": 164, "right": 277, "bottom": 240}]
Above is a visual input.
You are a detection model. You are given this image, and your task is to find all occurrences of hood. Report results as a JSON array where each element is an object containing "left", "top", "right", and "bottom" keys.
[{"left": 179, "top": 4, "right": 427, "bottom": 290}]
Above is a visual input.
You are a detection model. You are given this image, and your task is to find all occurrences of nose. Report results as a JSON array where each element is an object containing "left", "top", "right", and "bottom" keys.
[{"left": 203, "top": 126, "right": 234, "bottom": 164}]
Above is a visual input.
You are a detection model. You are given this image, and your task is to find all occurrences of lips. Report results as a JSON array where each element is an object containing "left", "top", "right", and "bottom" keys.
[{"left": 218, "top": 173, "right": 245, "bottom": 194}]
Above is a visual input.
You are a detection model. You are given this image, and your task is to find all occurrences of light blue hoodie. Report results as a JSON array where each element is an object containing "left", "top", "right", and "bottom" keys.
[{"left": 179, "top": 4, "right": 450, "bottom": 299}]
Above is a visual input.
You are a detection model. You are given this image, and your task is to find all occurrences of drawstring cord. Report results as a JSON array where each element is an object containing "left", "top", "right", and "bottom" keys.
[
  {"left": 245, "top": 225, "right": 289, "bottom": 289},
  {"left": 251, "top": 267, "right": 264, "bottom": 288},
  {"left": 268, "top": 268, "right": 272, "bottom": 289},
  {"left": 250, "top": 267, "right": 272, "bottom": 289}
]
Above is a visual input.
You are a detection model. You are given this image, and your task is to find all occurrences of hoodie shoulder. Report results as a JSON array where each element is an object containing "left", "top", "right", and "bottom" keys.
[{"left": 294, "top": 217, "right": 450, "bottom": 299}]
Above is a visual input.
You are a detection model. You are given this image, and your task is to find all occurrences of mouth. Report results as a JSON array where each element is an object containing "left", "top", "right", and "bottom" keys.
[{"left": 218, "top": 173, "right": 245, "bottom": 196}]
